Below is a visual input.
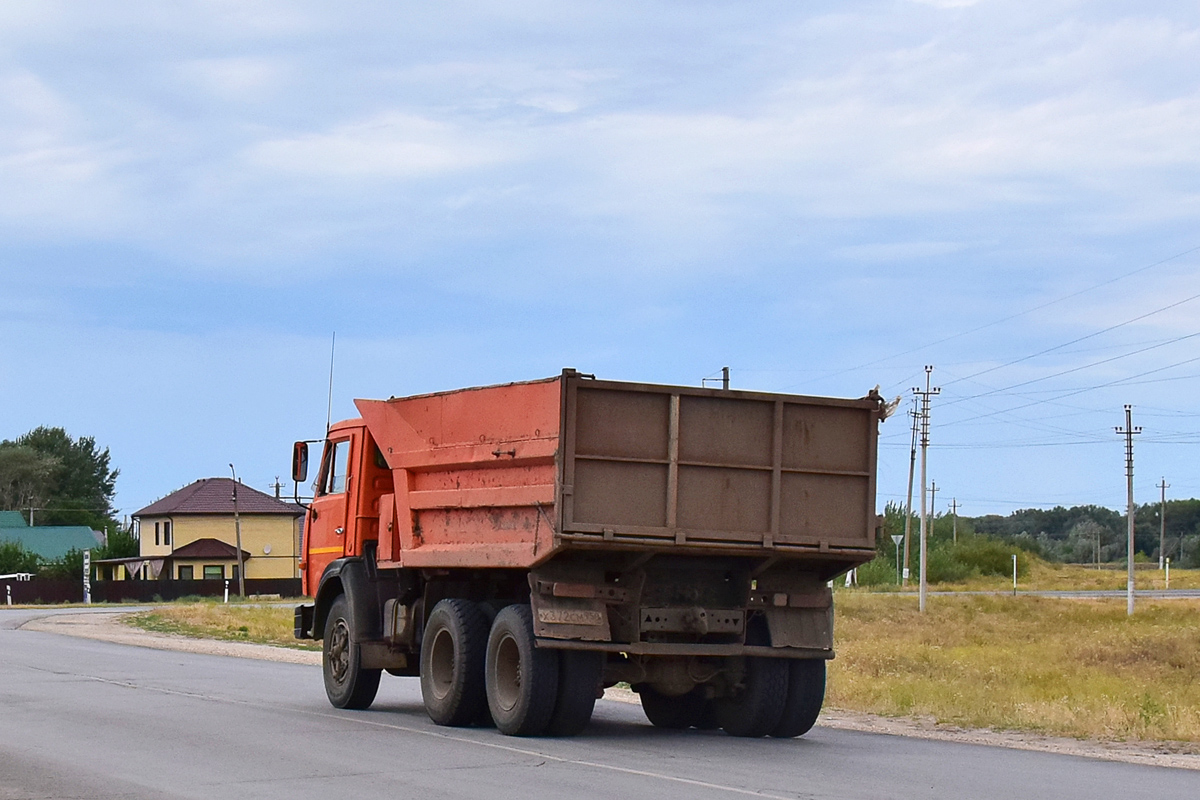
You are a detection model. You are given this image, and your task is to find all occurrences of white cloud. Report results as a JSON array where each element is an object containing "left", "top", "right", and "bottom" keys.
[
  {"left": 246, "top": 112, "right": 512, "bottom": 179},
  {"left": 835, "top": 241, "right": 969, "bottom": 262},
  {"left": 0, "top": 71, "right": 132, "bottom": 232},
  {"left": 179, "top": 56, "right": 289, "bottom": 100}
]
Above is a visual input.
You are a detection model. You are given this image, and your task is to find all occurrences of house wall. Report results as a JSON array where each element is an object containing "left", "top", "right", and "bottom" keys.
[{"left": 138, "top": 514, "right": 301, "bottom": 579}]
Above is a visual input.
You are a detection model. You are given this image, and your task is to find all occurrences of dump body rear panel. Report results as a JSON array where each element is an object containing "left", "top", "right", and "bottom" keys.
[{"left": 358, "top": 372, "right": 880, "bottom": 571}]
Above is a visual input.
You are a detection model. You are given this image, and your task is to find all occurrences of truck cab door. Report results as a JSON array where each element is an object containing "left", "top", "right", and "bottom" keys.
[{"left": 306, "top": 434, "right": 355, "bottom": 587}]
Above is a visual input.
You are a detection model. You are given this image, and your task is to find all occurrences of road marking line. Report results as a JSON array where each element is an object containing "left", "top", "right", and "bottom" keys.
[{"left": 67, "top": 672, "right": 795, "bottom": 799}]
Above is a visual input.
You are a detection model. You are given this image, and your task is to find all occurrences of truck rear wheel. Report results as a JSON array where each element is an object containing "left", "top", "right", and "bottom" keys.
[
  {"left": 547, "top": 650, "right": 604, "bottom": 736},
  {"left": 420, "top": 599, "right": 490, "bottom": 727},
  {"left": 639, "top": 686, "right": 706, "bottom": 729},
  {"left": 770, "top": 659, "right": 825, "bottom": 738},
  {"left": 323, "top": 595, "right": 381, "bottom": 709},
  {"left": 713, "top": 657, "right": 787, "bottom": 737},
  {"left": 485, "top": 605, "right": 559, "bottom": 736}
]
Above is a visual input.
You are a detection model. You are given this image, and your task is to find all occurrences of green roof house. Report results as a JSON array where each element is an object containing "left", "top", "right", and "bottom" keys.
[
  {"left": 0, "top": 512, "right": 103, "bottom": 561},
  {"left": 0, "top": 510, "right": 28, "bottom": 528}
]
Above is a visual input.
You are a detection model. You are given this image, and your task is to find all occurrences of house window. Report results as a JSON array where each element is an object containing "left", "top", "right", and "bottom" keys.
[
  {"left": 155, "top": 522, "right": 160, "bottom": 546},
  {"left": 231, "top": 564, "right": 239, "bottom": 580},
  {"left": 178, "top": 565, "right": 194, "bottom": 580},
  {"left": 202, "top": 565, "right": 223, "bottom": 580},
  {"left": 163, "top": 520, "right": 172, "bottom": 547}
]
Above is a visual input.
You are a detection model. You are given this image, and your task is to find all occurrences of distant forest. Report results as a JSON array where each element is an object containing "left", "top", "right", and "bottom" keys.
[{"left": 883, "top": 499, "right": 1200, "bottom": 568}]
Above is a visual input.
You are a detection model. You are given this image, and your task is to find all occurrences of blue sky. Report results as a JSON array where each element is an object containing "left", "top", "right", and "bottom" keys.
[{"left": 2, "top": 1, "right": 1198, "bottom": 521}]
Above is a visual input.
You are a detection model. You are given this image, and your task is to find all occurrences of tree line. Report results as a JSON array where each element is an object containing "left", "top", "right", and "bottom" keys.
[
  {"left": 870, "top": 497, "right": 1200, "bottom": 586},
  {"left": 0, "top": 426, "right": 137, "bottom": 578}
]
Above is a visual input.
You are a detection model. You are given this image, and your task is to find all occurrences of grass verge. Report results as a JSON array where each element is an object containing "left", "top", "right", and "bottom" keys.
[
  {"left": 126, "top": 603, "right": 321, "bottom": 651},
  {"left": 830, "top": 593, "right": 1200, "bottom": 744}
]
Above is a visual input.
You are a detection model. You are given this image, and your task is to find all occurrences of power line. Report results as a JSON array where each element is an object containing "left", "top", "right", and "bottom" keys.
[
  {"left": 791, "top": 243, "right": 1200, "bottom": 387},
  {"left": 941, "top": 293, "right": 1200, "bottom": 391},
  {"left": 942, "top": 351, "right": 1200, "bottom": 427}
]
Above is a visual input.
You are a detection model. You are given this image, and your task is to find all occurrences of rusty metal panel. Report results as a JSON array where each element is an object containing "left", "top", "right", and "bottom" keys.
[
  {"left": 678, "top": 395, "right": 774, "bottom": 467},
  {"left": 575, "top": 388, "right": 670, "bottom": 460},
  {"left": 675, "top": 466, "right": 771, "bottom": 533},
  {"left": 562, "top": 374, "right": 880, "bottom": 558},
  {"left": 572, "top": 460, "right": 668, "bottom": 528}
]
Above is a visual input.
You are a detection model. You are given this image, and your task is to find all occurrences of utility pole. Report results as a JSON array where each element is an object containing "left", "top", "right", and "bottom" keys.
[
  {"left": 229, "top": 464, "right": 246, "bottom": 598},
  {"left": 1115, "top": 406, "right": 1141, "bottom": 616},
  {"left": 951, "top": 498, "right": 959, "bottom": 544},
  {"left": 1157, "top": 478, "right": 1169, "bottom": 569},
  {"left": 902, "top": 398, "right": 919, "bottom": 586},
  {"left": 272, "top": 476, "right": 283, "bottom": 499},
  {"left": 914, "top": 366, "right": 939, "bottom": 613}
]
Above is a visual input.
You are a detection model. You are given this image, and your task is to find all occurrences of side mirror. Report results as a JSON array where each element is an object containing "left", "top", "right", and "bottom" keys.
[{"left": 291, "top": 441, "right": 309, "bottom": 483}]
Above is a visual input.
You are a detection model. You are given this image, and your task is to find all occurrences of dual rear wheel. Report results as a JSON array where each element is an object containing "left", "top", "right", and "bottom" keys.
[
  {"left": 419, "top": 600, "right": 603, "bottom": 737},
  {"left": 638, "top": 658, "right": 825, "bottom": 738}
]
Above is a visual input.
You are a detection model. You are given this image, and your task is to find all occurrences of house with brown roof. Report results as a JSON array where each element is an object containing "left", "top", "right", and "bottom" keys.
[{"left": 127, "top": 478, "right": 303, "bottom": 581}]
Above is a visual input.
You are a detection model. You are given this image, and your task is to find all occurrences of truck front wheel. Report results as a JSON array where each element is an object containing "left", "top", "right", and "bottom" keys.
[
  {"left": 420, "top": 599, "right": 490, "bottom": 727},
  {"left": 485, "top": 605, "right": 559, "bottom": 736},
  {"left": 323, "top": 595, "right": 381, "bottom": 709}
]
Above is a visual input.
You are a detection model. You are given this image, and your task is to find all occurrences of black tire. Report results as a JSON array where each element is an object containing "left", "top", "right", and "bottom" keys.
[
  {"left": 420, "top": 599, "right": 490, "bottom": 727},
  {"left": 485, "top": 605, "right": 560, "bottom": 736},
  {"left": 322, "top": 595, "right": 381, "bottom": 709},
  {"left": 694, "top": 700, "right": 720, "bottom": 730},
  {"left": 547, "top": 650, "right": 604, "bottom": 736},
  {"left": 771, "top": 659, "right": 826, "bottom": 738},
  {"left": 713, "top": 657, "right": 788, "bottom": 737},
  {"left": 639, "top": 686, "right": 707, "bottom": 729}
]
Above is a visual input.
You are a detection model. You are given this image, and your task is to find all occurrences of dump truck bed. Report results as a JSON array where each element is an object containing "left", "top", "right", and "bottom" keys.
[{"left": 357, "top": 371, "right": 881, "bottom": 572}]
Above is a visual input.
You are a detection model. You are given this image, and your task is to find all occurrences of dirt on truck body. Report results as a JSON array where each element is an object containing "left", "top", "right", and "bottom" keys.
[{"left": 293, "top": 369, "right": 889, "bottom": 737}]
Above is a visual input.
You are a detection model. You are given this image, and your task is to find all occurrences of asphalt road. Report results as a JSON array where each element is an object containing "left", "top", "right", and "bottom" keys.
[{"left": 2, "top": 608, "right": 1196, "bottom": 800}]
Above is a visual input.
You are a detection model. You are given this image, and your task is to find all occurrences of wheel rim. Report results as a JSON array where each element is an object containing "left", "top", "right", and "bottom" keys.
[
  {"left": 429, "top": 627, "right": 456, "bottom": 701},
  {"left": 329, "top": 619, "right": 350, "bottom": 684},
  {"left": 493, "top": 631, "right": 521, "bottom": 713}
]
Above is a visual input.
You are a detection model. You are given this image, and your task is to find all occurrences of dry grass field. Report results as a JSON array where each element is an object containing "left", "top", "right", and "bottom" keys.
[
  {"left": 830, "top": 592, "right": 1200, "bottom": 744},
  {"left": 871, "top": 560, "right": 1200, "bottom": 592},
  {"left": 127, "top": 603, "right": 321, "bottom": 651}
]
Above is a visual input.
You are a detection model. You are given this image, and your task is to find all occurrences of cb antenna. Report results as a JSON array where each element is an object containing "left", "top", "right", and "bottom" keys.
[{"left": 326, "top": 331, "right": 336, "bottom": 435}]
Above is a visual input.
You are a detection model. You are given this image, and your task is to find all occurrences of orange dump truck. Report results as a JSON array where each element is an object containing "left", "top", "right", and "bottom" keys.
[{"left": 293, "top": 369, "right": 888, "bottom": 738}]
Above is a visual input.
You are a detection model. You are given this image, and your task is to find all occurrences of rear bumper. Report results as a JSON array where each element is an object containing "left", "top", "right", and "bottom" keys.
[{"left": 535, "top": 638, "right": 833, "bottom": 659}]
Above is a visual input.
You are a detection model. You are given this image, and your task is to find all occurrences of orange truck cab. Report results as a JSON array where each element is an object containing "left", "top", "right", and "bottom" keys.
[{"left": 293, "top": 370, "right": 890, "bottom": 738}]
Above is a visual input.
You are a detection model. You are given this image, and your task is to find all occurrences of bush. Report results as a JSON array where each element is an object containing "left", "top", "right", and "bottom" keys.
[
  {"left": 949, "top": 536, "right": 1031, "bottom": 578},
  {"left": 924, "top": 547, "right": 975, "bottom": 583},
  {"left": 0, "top": 540, "right": 39, "bottom": 574},
  {"left": 855, "top": 556, "right": 898, "bottom": 586}
]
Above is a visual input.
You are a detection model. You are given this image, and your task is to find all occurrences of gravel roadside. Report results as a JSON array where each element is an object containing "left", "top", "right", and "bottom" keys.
[{"left": 20, "top": 610, "right": 1200, "bottom": 771}]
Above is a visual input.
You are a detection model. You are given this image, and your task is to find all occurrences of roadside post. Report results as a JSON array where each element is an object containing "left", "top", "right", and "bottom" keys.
[
  {"left": 83, "top": 549, "right": 92, "bottom": 605},
  {"left": 6, "top": 584, "right": 10, "bottom": 605},
  {"left": 891, "top": 534, "right": 903, "bottom": 584},
  {"left": 1166, "top": 558, "right": 1170, "bottom": 590},
  {"left": 224, "top": 579, "right": 230, "bottom": 604},
  {"left": 1012, "top": 554, "right": 1017, "bottom": 596}
]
